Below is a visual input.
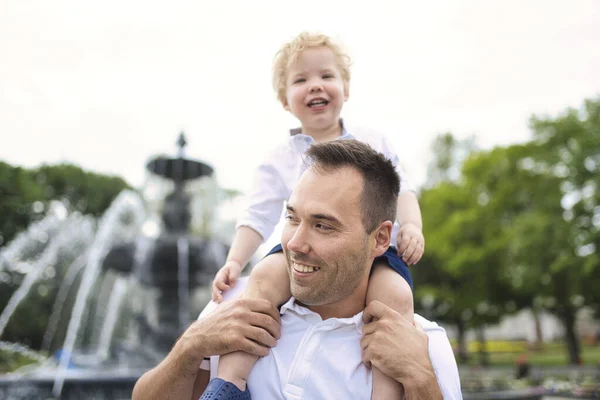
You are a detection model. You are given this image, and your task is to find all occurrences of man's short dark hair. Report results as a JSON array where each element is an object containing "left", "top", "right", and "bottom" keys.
[{"left": 304, "top": 140, "right": 400, "bottom": 233}]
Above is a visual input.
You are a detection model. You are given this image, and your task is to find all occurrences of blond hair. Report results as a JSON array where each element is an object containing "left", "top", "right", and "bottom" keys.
[{"left": 272, "top": 32, "right": 351, "bottom": 104}]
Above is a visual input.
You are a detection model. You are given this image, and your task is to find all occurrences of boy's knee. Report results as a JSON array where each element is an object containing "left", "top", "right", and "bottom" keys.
[
  {"left": 246, "top": 252, "right": 290, "bottom": 304},
  {"left": 367, "top": 264, "right": 414, "bottom": 320},
  {"left": 250, "top": 253, "right": 286, "bottom": 282}
]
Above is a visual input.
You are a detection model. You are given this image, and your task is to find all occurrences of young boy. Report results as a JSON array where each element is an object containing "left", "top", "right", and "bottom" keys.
[{"left": 201, "top": 32, "right": 425, "bottom": 400}]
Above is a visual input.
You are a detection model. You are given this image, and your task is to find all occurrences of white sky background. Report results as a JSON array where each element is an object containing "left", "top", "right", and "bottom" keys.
[{"left": 1, "top": 0, "right": 599, "bottom": 194}]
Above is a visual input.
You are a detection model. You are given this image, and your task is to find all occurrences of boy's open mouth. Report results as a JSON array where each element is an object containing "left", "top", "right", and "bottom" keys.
[{"left": 307, "top": 98, "right": 329, "bottom": 108}]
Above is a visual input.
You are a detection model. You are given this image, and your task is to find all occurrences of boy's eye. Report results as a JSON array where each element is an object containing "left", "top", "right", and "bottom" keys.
[
  {"left": 293, "top": 78, "right": 306, "bottom": 84},
  {"left": 322, "top": 74, "right": 334, "bottom": 79}
]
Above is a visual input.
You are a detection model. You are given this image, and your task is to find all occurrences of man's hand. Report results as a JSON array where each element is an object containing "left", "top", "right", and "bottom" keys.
[
  {"left": 361, "top": 301, "right": 441, "bottom": 398},
  {"left": 397, "top": 222, "right": 424, "bottom": 265},
  {"left": 212, "top": 260, "right": 243, "bottom": 302},
  {"left": 178, "top": 297, "right": 281, "bottom": 373}
]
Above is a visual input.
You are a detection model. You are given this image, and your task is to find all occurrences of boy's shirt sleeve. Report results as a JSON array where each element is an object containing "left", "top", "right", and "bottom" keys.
[{"left": 235, "top": 147, "right": 289, "bottom": 242}]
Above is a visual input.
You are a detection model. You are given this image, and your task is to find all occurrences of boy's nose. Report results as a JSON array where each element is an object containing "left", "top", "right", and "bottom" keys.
[{"left": 309, "top": 82, "right": 323, "bottom": 92}]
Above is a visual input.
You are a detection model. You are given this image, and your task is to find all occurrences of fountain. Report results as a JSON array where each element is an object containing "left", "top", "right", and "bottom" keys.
[{"left": 0, "top": 133, "right": 231, "bottom": 399}]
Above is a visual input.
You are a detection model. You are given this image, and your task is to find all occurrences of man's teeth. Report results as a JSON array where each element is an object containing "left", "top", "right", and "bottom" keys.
[{"left": 293, "top": 262, "right": 320, "bottom": 273}]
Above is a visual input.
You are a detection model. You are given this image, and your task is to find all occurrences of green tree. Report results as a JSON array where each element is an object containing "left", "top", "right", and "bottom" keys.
[
  {"left": 416, "top": 133, "right": 510, "bottom": 365},
  {"left": 417, "top": 97, "right": 600, "bottom": 365},
  {"left": 0, "top": 162, "right": 130, "bottom": 246}
]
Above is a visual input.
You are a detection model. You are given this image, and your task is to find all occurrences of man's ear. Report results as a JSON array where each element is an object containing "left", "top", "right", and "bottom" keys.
[{"left": 371, "top": 220, "right": 392, "bottom": 258}]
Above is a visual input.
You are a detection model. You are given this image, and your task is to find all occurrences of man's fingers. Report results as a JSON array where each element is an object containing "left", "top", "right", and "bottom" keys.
[
  {"left": 247, "top": 311, "right": 281, "bottom": 340},
  {"left": 245, "top": 325, "right": 278, "bottom": 348},
  {"left": 363, "top": 300, "right": 391, "bottom": 323},
  {"left": 239, "top": 339, "right": 270, "bottom": 358},
  {"left": 245, "top": 298, "right": 281, "bottom": 326},
  {"left": 360, "top": 339, "right": 373, "bottom": 368}
]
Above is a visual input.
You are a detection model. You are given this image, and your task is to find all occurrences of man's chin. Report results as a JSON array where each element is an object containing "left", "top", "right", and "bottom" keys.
[{"left": 290, "top": 287, "right": 320, "bottom": 306}]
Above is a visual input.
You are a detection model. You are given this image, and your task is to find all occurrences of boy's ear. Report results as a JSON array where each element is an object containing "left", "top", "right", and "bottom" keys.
[
  {"left": 344, "top": 85, "right": 350, "bottom": 101},
  {"left": 283, "top": 101, "right": 291, "bottom": 111}
]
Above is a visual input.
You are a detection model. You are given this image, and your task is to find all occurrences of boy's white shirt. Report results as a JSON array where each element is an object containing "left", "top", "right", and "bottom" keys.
[
  {"left": 198, "top": 277, "right": 463, "bottom": 400},
  {"left": 236, "top": 122, "right": 415, "bottom": 244}
]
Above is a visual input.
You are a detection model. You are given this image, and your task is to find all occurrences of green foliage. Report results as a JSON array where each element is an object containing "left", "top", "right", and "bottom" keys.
[
  {"left": 0, "top": 162, "right": 130, "bottom": 246},
  {"left": 415, "top": 95, "right": 600, "bottom": 365}
]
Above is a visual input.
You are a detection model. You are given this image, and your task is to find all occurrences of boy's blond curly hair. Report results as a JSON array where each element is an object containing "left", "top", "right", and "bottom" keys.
[{"left": 272, "top": 32, "right": 351, "bottom": 104}]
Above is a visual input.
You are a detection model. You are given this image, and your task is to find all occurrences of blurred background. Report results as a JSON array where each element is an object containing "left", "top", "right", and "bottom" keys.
[{"left": 0, "top": 0, "right": 599, "bottom": 398}]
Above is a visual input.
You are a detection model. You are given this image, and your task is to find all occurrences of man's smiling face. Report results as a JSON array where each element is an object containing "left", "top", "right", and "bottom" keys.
[{"left": 282, "top": 165, "right": 371, "bottom": 309}]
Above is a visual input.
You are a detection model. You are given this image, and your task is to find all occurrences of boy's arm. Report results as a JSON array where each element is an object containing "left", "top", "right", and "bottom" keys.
[
  {"left": 226, "top": 226, "right": 265, "bottom": 270},
  {"left": 396, "top": 191, "right": 424, "bottom": 265},
  {"left": 213, "top": 227, "right": 265, "bottom": 301},
  {"left": 397, "top": 191, "right": 422, "bottom": 229}
]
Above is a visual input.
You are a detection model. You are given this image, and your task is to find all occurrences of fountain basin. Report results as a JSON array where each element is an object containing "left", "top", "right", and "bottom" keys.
[{"left": 0, "top": 368, "right": 145, "bottom": 400}]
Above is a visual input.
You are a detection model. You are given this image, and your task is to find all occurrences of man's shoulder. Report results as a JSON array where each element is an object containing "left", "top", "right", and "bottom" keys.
[
  {"left": 414, "top": 313, "right": 446, "bottom": 332},
  {"left": 224, "top": 277, "right": 249, "bottom": 299},
  {"left": 197, "top": 278, "right": 250, "bottom": 320}
]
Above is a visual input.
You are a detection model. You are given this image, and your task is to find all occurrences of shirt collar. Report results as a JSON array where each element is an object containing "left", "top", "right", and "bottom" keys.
[
  {"left": 280, "top": 297, "right": 365, "bottom": 333},
  {"left": 289, "top": 119, "right": 355, "bottom": 152},
  {"left": 289, "top": 119, "right": 353, "bottom": 138}
]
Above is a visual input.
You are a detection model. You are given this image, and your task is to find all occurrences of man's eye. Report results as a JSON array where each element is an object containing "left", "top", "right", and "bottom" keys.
[{"left": 316, "top": 223, "right": 331, "bottom": 231}]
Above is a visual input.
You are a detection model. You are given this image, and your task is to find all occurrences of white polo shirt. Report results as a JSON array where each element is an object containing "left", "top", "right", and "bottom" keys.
[
  {"left": 235, "top": 122, "right": 415, "bottom": 245},
  {"left": 198, "top": 278, "right": 463, "bottom": 400}
]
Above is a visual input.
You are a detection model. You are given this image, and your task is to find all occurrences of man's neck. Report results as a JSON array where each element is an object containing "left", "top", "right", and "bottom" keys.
[{"left": 301, "top": 120, "right": 343, "bottom": 143}]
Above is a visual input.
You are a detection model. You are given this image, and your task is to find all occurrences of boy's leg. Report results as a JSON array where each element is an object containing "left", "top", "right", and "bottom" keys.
[
  {"left": 215, "top": 251, "right": 291, "bottom": 391},
  {"left": 367, "top": 260, "right": 414, "bottom": 400}
]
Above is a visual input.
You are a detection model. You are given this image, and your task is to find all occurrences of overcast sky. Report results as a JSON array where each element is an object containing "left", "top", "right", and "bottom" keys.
[{"left": 1, "top": 0, "right": 599, "bottom": 195}]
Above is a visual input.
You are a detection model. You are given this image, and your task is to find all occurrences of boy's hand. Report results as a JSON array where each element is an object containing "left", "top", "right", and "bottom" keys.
[
  {"left": 397, "top": 223, "right": 424, "bottom": 266},
  {"left": 212, "top": 260, "right": 243, "bottom": 303}
]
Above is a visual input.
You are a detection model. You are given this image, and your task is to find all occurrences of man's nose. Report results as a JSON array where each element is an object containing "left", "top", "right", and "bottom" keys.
[{"left": 286, "top": 225, "right": 311, "bottom": 254}]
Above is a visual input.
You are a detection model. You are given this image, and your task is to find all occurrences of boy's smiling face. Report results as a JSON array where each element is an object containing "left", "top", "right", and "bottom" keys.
[{"left": 283, "top": 46, "right": 349, "bottom": 133}]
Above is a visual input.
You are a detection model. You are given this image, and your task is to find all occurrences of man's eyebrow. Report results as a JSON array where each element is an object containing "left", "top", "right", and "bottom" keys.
[
  {"left": 312, "top": 213, "right": 342, "bottom": 226},
  {"left": 286, "top": 205, "right": 342, "bottom": 226}
]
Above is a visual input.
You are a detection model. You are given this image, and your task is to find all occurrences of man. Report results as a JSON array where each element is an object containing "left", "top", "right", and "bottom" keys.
[{"left": 133, "top": 140, "right": 462, "bottom": 399}]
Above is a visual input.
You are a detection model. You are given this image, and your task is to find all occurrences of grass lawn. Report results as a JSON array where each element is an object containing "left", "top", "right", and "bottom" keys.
[{"left": 458, "top": 341, "right": 600, "bottom": 367}]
